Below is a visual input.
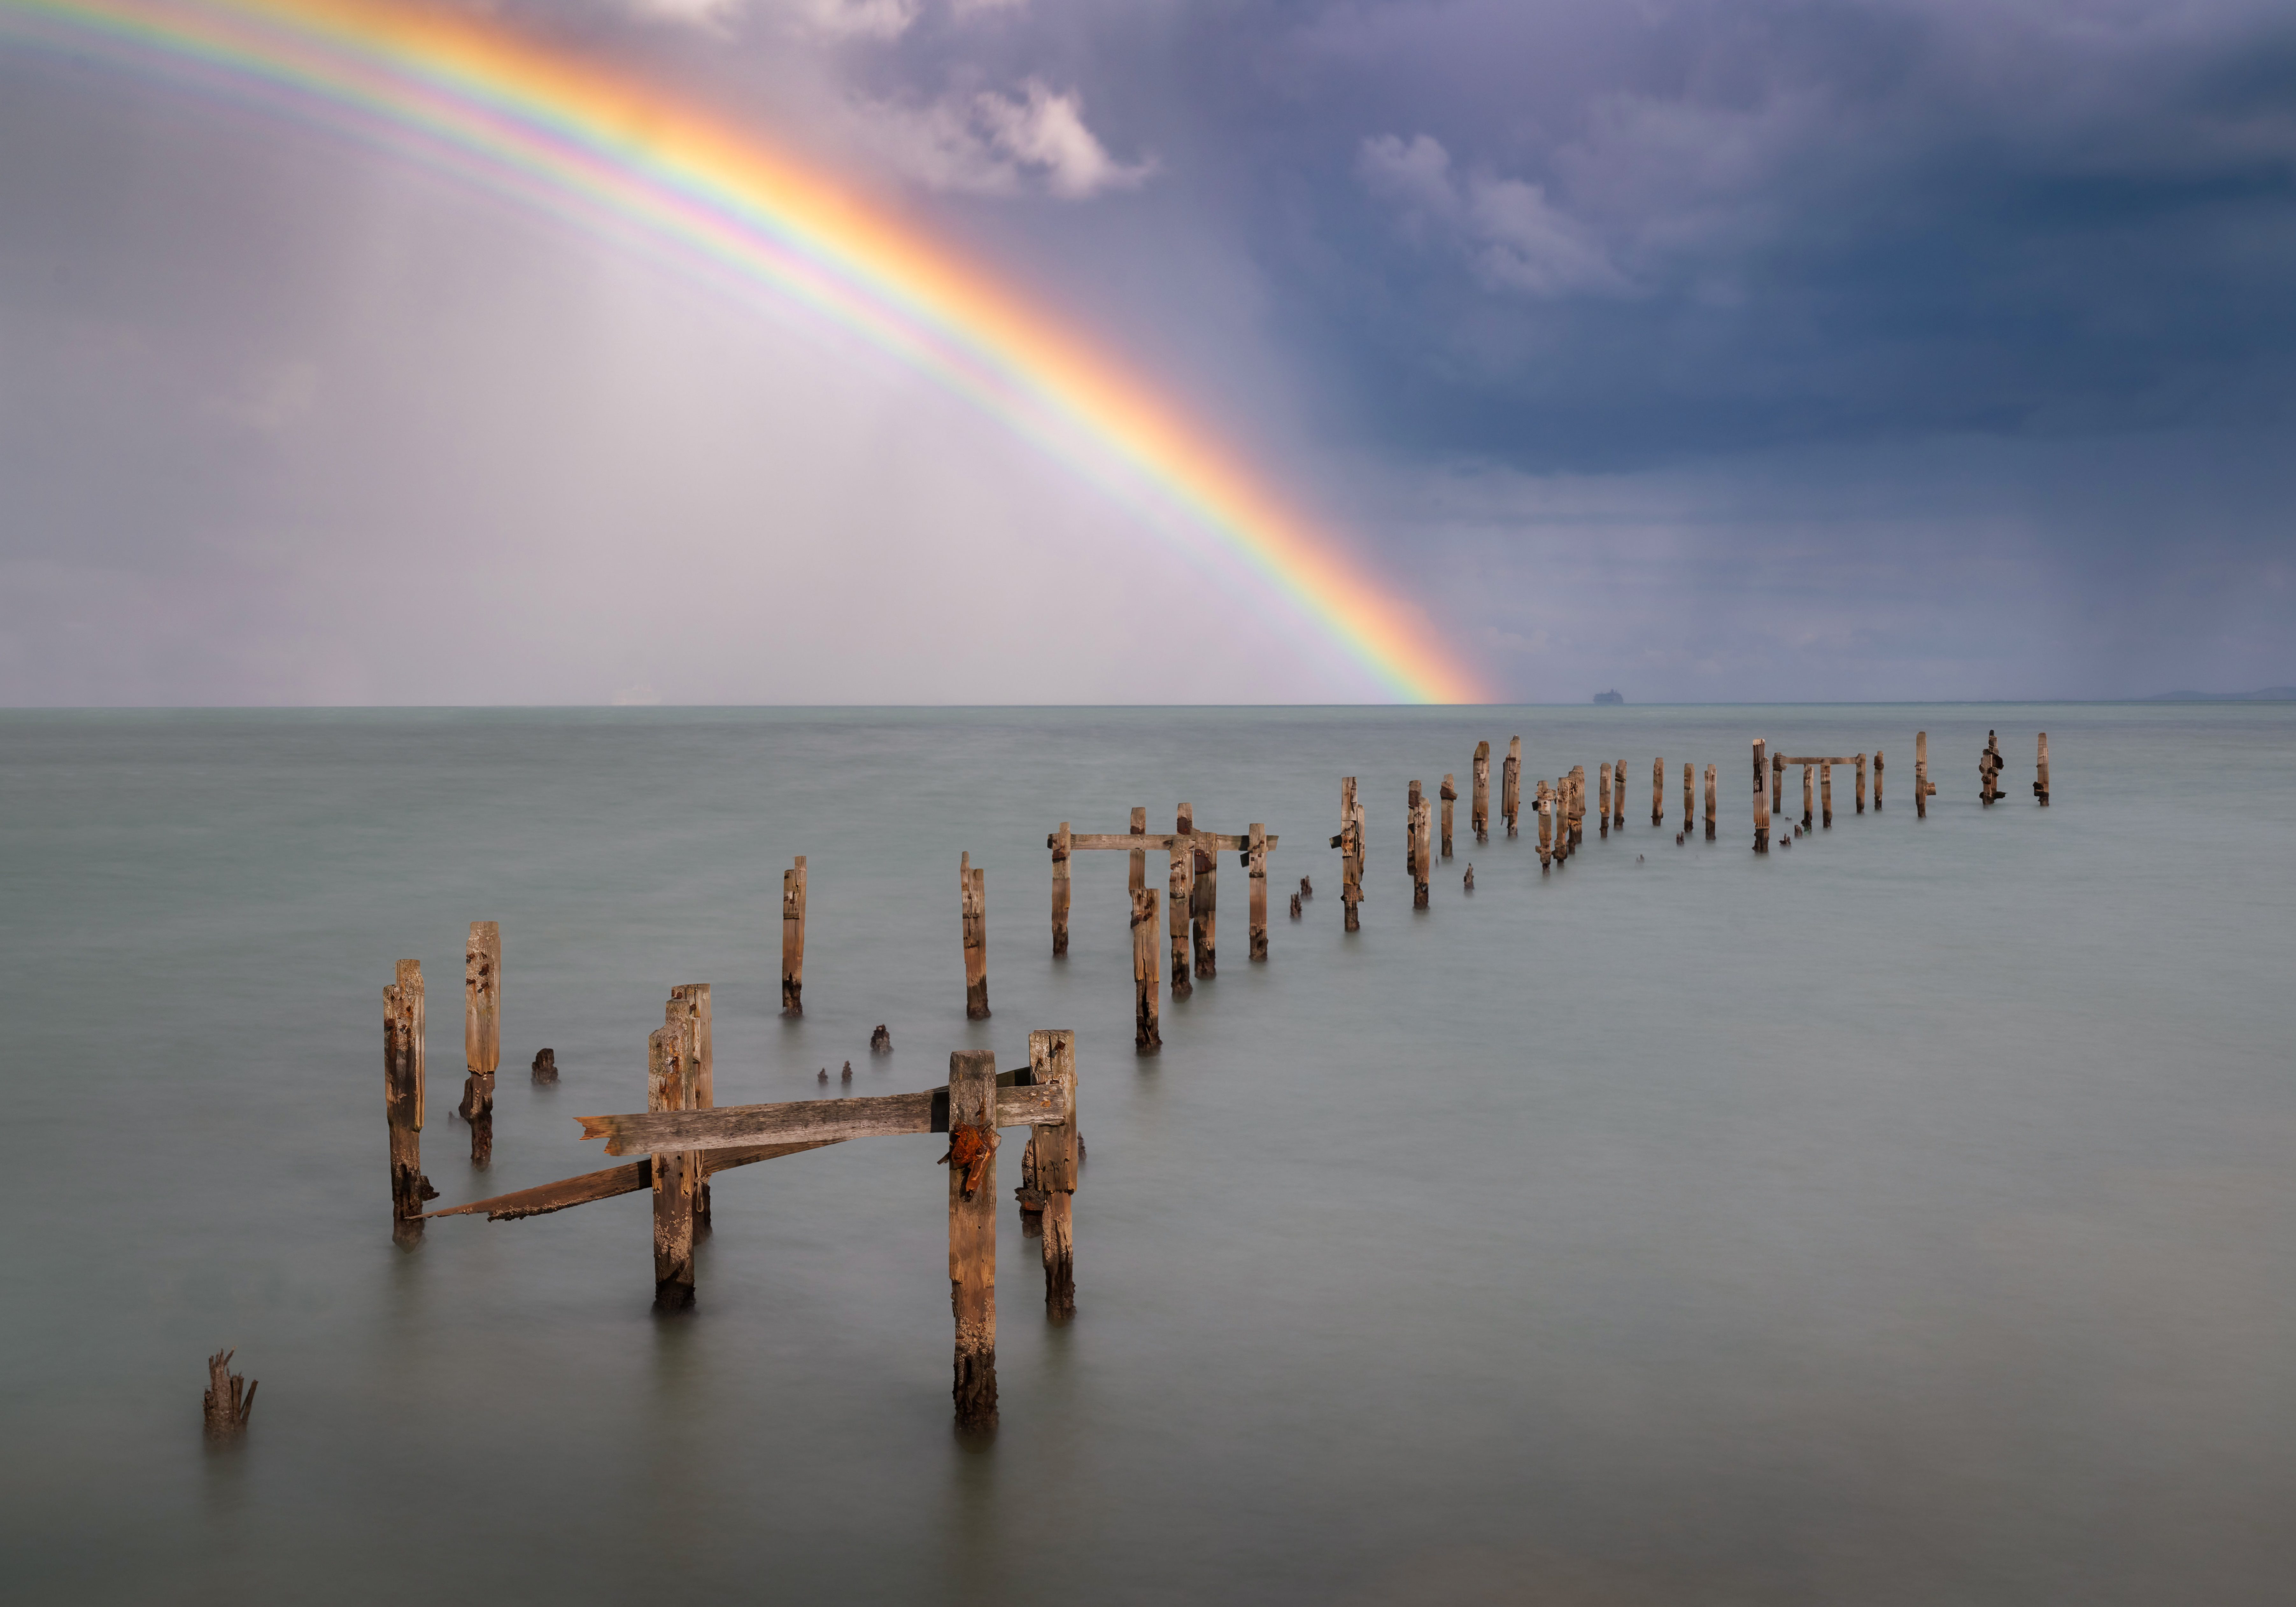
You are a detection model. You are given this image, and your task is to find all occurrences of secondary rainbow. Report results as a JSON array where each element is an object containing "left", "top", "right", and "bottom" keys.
[{"left": 2, "top": 0, "right": 1485, "bottom": 702}]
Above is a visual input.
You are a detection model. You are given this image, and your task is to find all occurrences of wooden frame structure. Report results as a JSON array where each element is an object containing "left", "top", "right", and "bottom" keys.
[{"left": 1773, "top": 753, "right": 1868, "bottom": 830}]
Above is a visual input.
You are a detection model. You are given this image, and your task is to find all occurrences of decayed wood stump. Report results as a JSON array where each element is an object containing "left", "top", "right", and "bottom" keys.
[{"left": 203, "top": 1349, "right": 256, "bottom": 1439}]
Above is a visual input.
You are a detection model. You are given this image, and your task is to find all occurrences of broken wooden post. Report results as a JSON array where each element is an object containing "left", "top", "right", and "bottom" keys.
[
  {"left": 960, "top": 854, "right": 990, "bottom": 1020},
  {"left": 460, "top": 922, "right": 499, "bottom": 1167},
  {"left": 1615, "top": 758, "right": 1627, "bottom": 829},
  {"left": 1915, "top": 731, "right": 1930, "bottom": 818},
  {"left": 1409, "top": 782, "right": 1431, "bottom": 908},
  {"left": 1801, "top": 764, "right": 1814, "bottom": 830},
  {"left": 1598, "top": 763, "right": 1611, "bottom": 840},
  {"left": 1128, "top": 806, "right": 1147, "bottom": 893},
  {"left": 2034, "top": 733, "right": 2050, "bottom": 806},
  {"left": 1472, "top": 740, "right": 1492, "bottom": 841},
  {"left": 1821, "top": 763, "right": 1834, "bottom": 828},
  {"left": 1335, "top": 776, "right": 1363, "bottom": 932},
  {"left": 1028, "top": 1030, "right": 1077, "bottom": 1321},
  {"left": 781, "top": 857, "right": 807, "bottom": 1014},
  {"left": 1183, "top": 803, "right": 1216, "bottom": 980},
  {"left": 648, "top": 1016, "right": 697, "bottom": 1311},
  {"left": 1440, "top": 774, "right": 1456, "bottom": 859},
  {"left": 1570, "top": 765, "right": 1586, "bottom": 846},
  {"left": 203, "top": 1349, "right": 256, "bottom": 1439},
  {"left": 1247, "top": 824, "right": 1269, "bottom": 960},
  {"left": 1874, "top": 748, "right": 1885, "bottom": 809},
  {"left": 384, "top": 959, "right": 433, "bottom": 1246},
  {"left": 1751, "top": 740, "right": 1770, "bottom": 853},
  {"left": 1704, "top": 764, "right": 1717, "bottom": 840},
  {"left": 1167, "top": 819, "right": 1193, "bottom": 1000},
  {"left": 945, "top": 1049, "right": 999, "bottom": 1431},
  {"left": 1502, "top": 738, "right": 1522, "bottom": 835},
  {"left": 1683, "top": 762, "right": 1694, "bottom": 835},
  {"left": 1981, "top": 730, "right": 2003, "bottom": 804},
  {"left": 1856, "top": 754, "right": 1867, "bottom": 814},
  {"left": 1535, "top": 780, "right": 1553, "bottom": 868},
  {"left": 1132, "top": 887, "right": 1162, "bottom": 1052},
  {"left": 1771, "top": 751, "right": 1785, "bottom": 826},
  {"left": 671, "top": 983, "right": 713, "bottom": 1228},
  {"left": 1051, "top": 824, "right": 1071, "bottom": 958},
  {"left": 1652, "top": 757, "right": 1665, "bottom": 826}
]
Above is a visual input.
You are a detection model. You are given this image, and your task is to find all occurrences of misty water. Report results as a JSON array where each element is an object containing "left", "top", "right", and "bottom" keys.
[{"left": 4, "top": 705, "right": 2292, "bottom": 1605}]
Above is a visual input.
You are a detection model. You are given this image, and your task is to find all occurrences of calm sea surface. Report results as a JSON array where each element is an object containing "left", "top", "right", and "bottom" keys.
[{"left": 3, "top": 705, "right": 2292, "bottom": 1605}]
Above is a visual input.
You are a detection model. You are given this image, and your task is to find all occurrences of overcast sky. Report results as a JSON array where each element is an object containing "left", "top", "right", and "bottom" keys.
[{"left": 2, "top": 0, "right": 2291, "bottom": 703}]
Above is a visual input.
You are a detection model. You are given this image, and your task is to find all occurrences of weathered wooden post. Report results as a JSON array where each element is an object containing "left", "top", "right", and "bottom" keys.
[
  {"left": 2034, "top": 733, "right": 2050, "bottom": 806},
  {"left": 384, "top": 959, "right": 432, "bottom": 1246},
  {"left": 1683, "top": 762, "right": 1694, "bottom": 835},
  {"left": 1751, "top": 740, "right": 1770, "bottom": 853},
  {"left": 960, "top": 854, "right": 990, "bottom": 1020},
  {"left": 1132, "top": 888, "right": 1161, "bottom": 1051},
  {"left": 203, "top": 1349, "right": 256, "bottom": 1439},
  {"left": 1335, "top": 776, "right": 1363, "bottom": 932},
  {"left": 1050, "top": 825, "right": 1071, "bottom": 958},
  {"left": 1874, "top": 748, "right": 1884, "bottom": 809},
  {"left": 1570, "top": 765, "right": 1587, "bottom": 846},
  {"left": 648, "top": 1016, "right": 697, "bottom": 1311},
  {"left": 1502, "top": 738, "right": 1522, "bottom": 835},
  {"left": 1028, "top": 1029, "right": 1078, "bottom": 1320},
  {"left": 1128, "top": 806, "right": 1147, "bottom": 893},
  {"left": 1409, "top": 782, "right": 1431, "bottom": 908},
  {"left": 1247, "top": 824, "right": 1269, "bottom": 960},
  {"left": 1440, "top": 774, "right": 1456, "bottom": 859},
  {"left": 460, "top": 922, "right": 500, "bottom": 1166},
  {"left": 1771, "top": 751, "right": 1785, "bottom": 826},
  {"left": 1704, "top": 764, "right": 1717, "bottom": 840},
  {"left": 1472, "top": 741, "right": 1492, "bottom": 841},
  {"left": 781, "top": 858, "right": 807, "bottom": 1014},
  {"left": 1801, "top": 764, "right": 1814, "bottom": 830},
  {"left": 670, "top": 983, "right": 713, "bottom": 1227},
  {"left": 1182, "top": 804, "right": 1216, "bottom": 981},
  {"left": 1821, "top": 763, "right": 1834, "bottom": 828},
  {"left": 1535, "top": 780, "right": 1553, "bottom": 867},
  {"left": 1614, "top": 758, "right": 1627, "bottom": 829},
  {"left": 1652, "top": 757, "right": 1665, "bottom": 826},
  {"left": 1856, "top": 754, "right": 1867, "bottom": 814},
  {"left": 946, "top": 1049, "right": 1000, "bottom": 1430},
  {"left": 1981, "top": 730, "right": 2002, "bottom": 804},
  {"left": 1598, "top": 763, "right": 1612, "bottom": 840},
  {"left": 1915, "top": 731, "right": 1930, "bottom": 818},
  {"left": 1167, "top": 822, "right": 1194, "bottom": 1000}
]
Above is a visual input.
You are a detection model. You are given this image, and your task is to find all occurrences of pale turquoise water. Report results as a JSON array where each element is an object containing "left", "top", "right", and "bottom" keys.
[{"left": 2, "top": 705, "right": 2292, "bottom": 1604}]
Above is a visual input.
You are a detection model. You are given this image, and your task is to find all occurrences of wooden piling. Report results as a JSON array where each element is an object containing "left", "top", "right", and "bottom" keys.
[
  {"left": 1752, "top": 741, "right": 1770, "bottom": 852},
  {"left": 1615, "top": 758, "right": 1627, "bottom": 828},
  {"left": 946, "top": 1049, "right": 1000, "bottom": 1430},
  {"left": 1247, "top": 824, "right": 1269, "bottom": 960},
  {"left": 1440, "top": 774, "right": 1456, "bottom": 859},
  {"left": 2035, "top": 733, "right": 2050, "bottom": 806},
  {"left": 1856, "top": 754, "right": 1867, "bottom": 815},
  {"left": 1132, "top": 887, "right": 1161, "bottom": 1051},
  {"left": 1409, "top": 782, "right": 1431, "bottom": 908},
  {"left": 1704, "top": 764, "right": 1717, "bottom": 839},
  {"left": 384, "top": 960, "right": 432, "bottom": 1245},
  {"left": 1683, "top": 762, "right": 1694, "bottom": 835},
  {"left": 670, "top": 984, "right": 713, "bottom": 1227},
  {"left": 1502, "top": 738, "right": 1522, "bottom": 835},
  {"left": 1653, "top": 757, "right": 1665, "bottom": 826},
  {"left": 960, "top": 855, "right": 990, "bottom": 1020},
  {"left": 1981, "top": 730, "right": 2002, "bottom": 804},
  {"left": 1472, "top": 741, "right": 1492, "bottom": 841},
  {"left": 648, "top": 1020, "right": 697, "bottom": 1312},
  {"left": 1916, "top": 731, "right": 1929, "bottom": 818},
  {"left": 1821, "top": 763, "right": 1834, "bottom": 828},
  {"left": 781, "top": 858, "right": 807, "bottom": 1014},
  {"left": 1182, "top": 804, "right": 1216, "bottom": 980},
  {"left": 1128, "top": 806, "right": 1147, "bottom": 893},
  {"left": 1801, "top": 764, "right": 1813, "bottom": 830},
  {"left": 1027, "top": 1030, "right": 1077, "bottom": 1321},
  {"left": 1535, "top": 780, "right": 1553, "bottom": 867},
  {"left": 1168, "top": 818, "right": 1193, "bottom": 1000},
  {"left": 203, "top": 1349, "right": 256, "bottom": 1438},
  {"left": 1051, "top": 825, "right": 1071, "bottom": 958},
  {"left": 1873, "top": 748, "right": 1884, "bottom": 809},
  {"left": 1570, "top": 765, "right": 1586, "bottom": 846},
  {"left": 461, "top": 922, "right": 499, "bottom": 1167},
  {"left": 1771, "top": 751, "right": 1785, "bottom": 825},
  {"left": 1598, "top": 764, "right": 1611, "bottom": 840},
  {"left": 1336, "top": 776, "right": 1362, "bottom": 932}
]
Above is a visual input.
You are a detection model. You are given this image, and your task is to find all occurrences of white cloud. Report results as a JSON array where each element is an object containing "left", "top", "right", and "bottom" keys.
[
  {"left": 1359, "top": 133, "right": 1628, "bottom": 298},
  {"left": 862, "top": 79, "right": 1156, "bottom": 199},
  {"left": 627, "top": 0, "right": 920, "bottom": 40}
]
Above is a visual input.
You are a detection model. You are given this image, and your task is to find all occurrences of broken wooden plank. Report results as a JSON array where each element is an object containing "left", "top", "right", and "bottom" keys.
[
  {"left": 1051, "top": 831, "right": 1282, "bottom": 853},
  {"left": 577, "top": 1081, "right": 1070, "bottom": 1157},
  {"left": 422, "top": 1139, "right": 843, "bottom": 1222}
]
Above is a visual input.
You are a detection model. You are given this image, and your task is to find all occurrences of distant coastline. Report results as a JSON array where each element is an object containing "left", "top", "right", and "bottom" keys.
[{"left": 2144, "top": 687, "right": 2296, "bottom": 702}]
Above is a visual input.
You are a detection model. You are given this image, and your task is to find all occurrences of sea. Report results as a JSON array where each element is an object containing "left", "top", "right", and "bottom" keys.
[{"left": 2, "top": 704, "right": 2291, "bottom": 1605}]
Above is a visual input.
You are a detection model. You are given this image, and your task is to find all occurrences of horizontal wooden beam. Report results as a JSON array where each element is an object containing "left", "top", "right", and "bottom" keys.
[
  {"left": 1775, "top": 755, "right": 1864, "bottom": 766},
  {"left": 1050, "top": 831, "right": 1279, "bottom": 853},
  {"left": 420, "top": 1138, "right": 840, "bottom": 1222},
  {"left": 577, "top": 1080, "right": 1069, "bottom": 1158}
]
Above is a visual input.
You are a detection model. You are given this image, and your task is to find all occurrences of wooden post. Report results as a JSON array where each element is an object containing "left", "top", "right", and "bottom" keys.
[
  {"left": 961, "top": 854, "right": 990, "bottom": 1020},
  {"left": 1440, "top": 774, "right": 1456, "bottom": 859},
  {"left": 1916, "top": 731, "right": 1930, "bottom": 818},
  {"left": 1652, "top": 757, "right": 1665, "bottom": 826},
  {"left": 384, "top": 960, "right": 432, "bottom": 1246},
  {"left": 1981, "top": 730, "right": 2003, "bottom": 804},
  {"left": 1751, "top": 740, "right": 1770, "bottom": 852},
  {"left": 1615, "top": 758, "right": 1627, "bottom": 829},
  {"left": 1874, "top": 748, "right": 1885, "bottom": 809},
  {"left": 1771, "top": 751, "right": 1785, "bottom": 825},
  {"left": 1051, "top": 825, "right": 1071, "bottom": 958},
  {"left": 1821, "top": 763, "right": 1834, "bottom": 828},
  {"left": 1472, "top": 741, "right": 1491, "bottom": 840},
  {"left": 648, "top": 1019, "right": 696, "bottom": 1311},
  {"left": 946, "top": 1049, "right": 999, "bottom": 1430},
  {"left": 1704, "top": 764, "right": 1717, "bottom": 840},
  {"left": 1409, "top": 782, "right": 1430, "bottom": 908},
  {"left": 461, "top": 922, "right": 499, "bottom": 1167},
  {"left": 1128, "top": 806, "right": 1146, "bottom": 893},
  {"left": 1183, "top": 804, "right": 1216, "bottom": 980},
  {"left": 1336, "top": 776, "right": 1362, "bottom": 932},
  {"left": 1535, "top": 780, "right": 1553, "bottom": 867},
  {"left": 1247, "top": 824, "right": 1269, "bottom": 961},
  {"left": 1570, "top": 765, "right": 1586, "bottom": 846},
  {"left": 1683, "top": 762, "right": 1694, "bottom": 835},
  {"left": 1856, "top": 754, "right": 1867, "bottom": 814},
  {"left": 1502, "top": 738, "right": 1522, "bottom": 835},
  {"left": 1028, "top": 1030, "right": 1077, "bottom": 1321},
  {"left": 1167, "top": 819, "right": 1193, "bottom": 1000},
  {"left": 780, "top": 858, "right": 807, "bottom": 1014},
  {"left": 670, "top": 983, "right": 713, "bottom": 1227},
  {"left": 2035, "top": 733, "right": 2050, "bottom": 806},
  {"left": 1598, "top": 764, "right": 1611, "bottom": 840},
  {"left": 1802, "top": 764, "right": 1813, "bottom": 830},
  {"left": 203, "top": 1349, "right": 256, "bottom": 1438},
  {"left": 1132, "top": 888, "right": 1162, "bottom": 1051}
]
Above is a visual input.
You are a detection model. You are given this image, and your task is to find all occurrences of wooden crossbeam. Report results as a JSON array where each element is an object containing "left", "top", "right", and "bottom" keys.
[
  {"left": 577, "top": 1079, "right": 1069, "bottom": 1157},
  {"left": 421, "top": 1139, "right": 840, "bottom": 1222},
  {"left": 1050, "top": 831, "right": 1279, "bottom": 853},
  {"left": 1774, "top": 755, "right": 1864, "bottom": 766}
]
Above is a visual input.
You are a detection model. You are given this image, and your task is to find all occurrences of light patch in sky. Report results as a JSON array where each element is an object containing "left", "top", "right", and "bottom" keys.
[
  {"left": 1359, "top": 133, "right": 1628, "bottom": 298},
  {"left": 864, "top": 80, "right": 1156, "bottom": 199}
]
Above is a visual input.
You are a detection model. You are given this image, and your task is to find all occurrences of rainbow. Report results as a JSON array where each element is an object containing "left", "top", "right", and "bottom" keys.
[{"left": 0, "top": 0, "right": 1486, "bottom": 702}]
